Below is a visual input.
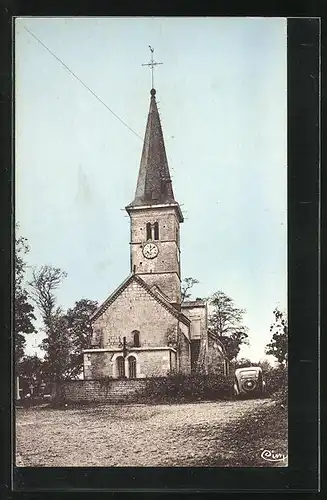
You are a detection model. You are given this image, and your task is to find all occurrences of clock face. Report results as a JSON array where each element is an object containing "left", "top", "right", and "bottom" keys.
[{"left": 143, "top": 242, "right": 159, "bottom": 259}]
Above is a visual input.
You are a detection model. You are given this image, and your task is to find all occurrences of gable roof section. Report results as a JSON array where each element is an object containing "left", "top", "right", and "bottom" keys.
[
  {"left": 90, "top": 273, "right": 190, "bottom": 326},
  {"left": 150, "top": 283, "right": 171, "bottom": 303},
  {"left": 182, "top": 299, "right": 206, "bottom": 309}
]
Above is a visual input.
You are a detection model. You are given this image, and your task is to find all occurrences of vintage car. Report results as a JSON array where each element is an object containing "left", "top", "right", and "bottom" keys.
[{"left": 233, "top": 366, "right": 265, "bottom": 397}]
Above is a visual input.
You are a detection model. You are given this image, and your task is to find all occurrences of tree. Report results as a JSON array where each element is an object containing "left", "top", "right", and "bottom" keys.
[
  {"left": 39, "top": 309, "right": 72, "bottom": 381},
  {"left": 29, "top": 265, "right": 69, "bottom": 389},
  {"left": 64, "top": 299, "right": 98, "bottom": 378},
  {"left": 258, "top": 359, "right": 273, "bottom": 372},
  {"left": 232, "top": 358, "right": 272, "bottom": 370},
  {"left": 265, "top": 307, "right": 288, "bottom": 365},
  {"left": 19, "top": 354, "right": 46, "bottom": 397},
  {"left": 29, "top": 266, "right": 67, "bottom": 327},
  {"left": 181, "top": 277, "right": 199, "bottom": 302},
  {"left": 15, "top": 231, "right": 36, "bottom": 365},
  {"left": 208, "top": 290, "right": 249, "bottom": 361},
  {"left": 234, "top": 358, "right": 253, "bottom": 368}
]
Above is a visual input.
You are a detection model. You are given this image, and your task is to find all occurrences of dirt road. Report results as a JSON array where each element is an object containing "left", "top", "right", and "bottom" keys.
[{"left": 16, "top": 398, "right": 277, "bottom": 467}]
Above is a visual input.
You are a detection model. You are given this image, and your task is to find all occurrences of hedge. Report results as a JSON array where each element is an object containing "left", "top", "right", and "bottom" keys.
[{"left": 136, "top": 372, "right": 235, "bottom": 402}]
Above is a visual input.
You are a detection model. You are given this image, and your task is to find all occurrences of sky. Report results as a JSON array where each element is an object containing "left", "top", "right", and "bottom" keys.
[{"left": 15, "top": 17, "right": 287, "bottom": 363}]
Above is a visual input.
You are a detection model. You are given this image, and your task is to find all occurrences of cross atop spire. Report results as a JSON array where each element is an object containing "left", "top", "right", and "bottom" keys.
[{"left": 142, "top": 46, "right": 163, "bottom": 89}]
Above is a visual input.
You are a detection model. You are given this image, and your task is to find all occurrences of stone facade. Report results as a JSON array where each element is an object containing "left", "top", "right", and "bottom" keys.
[
  {"left": 128, "top": 206, "right": 181, "bottom": 305},
  {"left": 83, "top": 274, "right": 191, "bottom": 379},
  {"left": 181, "top": 300, "right": 208, "bottom": 340},
  {"left": 82, "top": 280, "right": 227, "bottom": 380},
  {"left": 181, "top": 300, "right": 210, "bottom": 373},
  {"left": 178, "top": 325, "right": 192, "bottom": 374},
  {"left": 92, "top": 277, "right": 183, "bottom": 349},
  {"left": 84, "top": 347, "right": 178, "bottom": 379}
]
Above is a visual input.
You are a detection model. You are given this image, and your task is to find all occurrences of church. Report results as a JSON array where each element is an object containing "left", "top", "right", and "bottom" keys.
[{"left": 83, "top": 86, "right": 229, "bottom": 381}]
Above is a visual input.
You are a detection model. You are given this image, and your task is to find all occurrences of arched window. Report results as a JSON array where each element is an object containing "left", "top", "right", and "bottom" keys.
[
  {"left": 132, "top": 330, "right": 140, "bottom": 347},
  {"left": 153, "top": 222, "right": 159, "bottom": 240},
  {"left": 146, "top": 222, "right": 152, "bottom": 240},
  {"left": 117, "top": 356, "right": 125, "bottom": 378},
  {"left": 128, "top": 356, "right": 137, "bottom": 379}
]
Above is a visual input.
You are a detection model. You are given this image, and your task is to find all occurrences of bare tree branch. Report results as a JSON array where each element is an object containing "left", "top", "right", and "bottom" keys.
[
  {"left": 29, "top": 265, "right": 67, "bottom": 328},
  {"left": 181, "top": 277, "right": 199, "bottom": 302}
]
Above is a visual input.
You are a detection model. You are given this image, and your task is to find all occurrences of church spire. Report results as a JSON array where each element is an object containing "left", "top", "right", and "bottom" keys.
[{"left": 127, "top": 88, "right": 183, "bottom": 221}]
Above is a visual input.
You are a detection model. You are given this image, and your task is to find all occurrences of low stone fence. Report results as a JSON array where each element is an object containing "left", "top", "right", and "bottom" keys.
[{"left": 58, "top": 379, "right": 147, "bottom": 403}]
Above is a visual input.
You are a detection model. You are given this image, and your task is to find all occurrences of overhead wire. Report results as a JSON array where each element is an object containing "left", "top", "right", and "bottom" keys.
[
  {"left": 23, "top": 25, "right": 145, "bottom": 144},
  {"left": 23, "top": 25, "right": 187, "bottom": 210}
]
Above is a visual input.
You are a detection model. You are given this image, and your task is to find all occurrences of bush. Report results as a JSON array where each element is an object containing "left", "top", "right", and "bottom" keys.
[
  {"left": 16, "top": 396, "right": 49, "bottom": 408},
  {"left": 138, "top": 372, "right": 234, "bottom": 403},
  {"left": 263, "top": 364, "right": 288, "bottom": 405}
]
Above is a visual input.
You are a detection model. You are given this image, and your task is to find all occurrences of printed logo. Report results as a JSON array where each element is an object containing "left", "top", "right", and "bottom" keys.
[{"left": 260, "top": 449, "right": 288, "bottom": 462}]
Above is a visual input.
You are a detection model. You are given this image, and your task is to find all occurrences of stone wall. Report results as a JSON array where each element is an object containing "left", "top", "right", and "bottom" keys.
[
  {"left": 129, "top": 206, "right": 181, "bottom": 303},
  {"left": 179, "top": 325, "right": 191, "bottom": 374},
  {"left": 130, "top": 207, "right": 180, "bottom": 245},
  {"left": 190, "top": 339, "right": 201, "bottom": 372},
  {"left": 59, "top": 379, "right": 148, "bottom": 403},
  {"left": 84, "top": 352, "right": 113, "bottom": 379},
  {"left": 181, "top": 301, "right": 207, "bottom": 341},
  {"left": 135, "top": 349, "right": 172, "bottom": 377}
]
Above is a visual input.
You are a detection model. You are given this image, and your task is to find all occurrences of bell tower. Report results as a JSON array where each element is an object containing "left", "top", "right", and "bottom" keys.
[{"left": 125, "top": 88, "right": 184, "bottom": 308}]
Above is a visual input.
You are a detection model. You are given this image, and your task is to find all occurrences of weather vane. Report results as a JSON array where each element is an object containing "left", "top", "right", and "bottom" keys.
[{"left": 142, "top": 46, "right": 163, "bottom": 89}]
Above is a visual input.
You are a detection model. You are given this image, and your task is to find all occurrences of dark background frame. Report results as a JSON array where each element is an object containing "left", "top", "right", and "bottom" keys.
[{"left": 0, "top": 5, "right": 320, "bottom": 495}]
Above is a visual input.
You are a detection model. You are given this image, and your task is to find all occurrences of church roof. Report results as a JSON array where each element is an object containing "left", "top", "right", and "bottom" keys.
[
  {"left": 126, "top": 89, "right": 183, "bottom": 221},
  {"left": 90, "top": 273, "right": 190, "bottom": 326},
  {"left": 182, "top": 299, "right": 206, "bottom": 309}
]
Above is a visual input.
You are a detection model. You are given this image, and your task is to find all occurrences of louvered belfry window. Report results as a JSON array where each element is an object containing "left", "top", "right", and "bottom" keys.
[
  {"left": 146, "top": 222, "right": 159, "bottom": 240},
  {"left": 146, "top": 222, "right": 152, "bottom": 240},
  {"left": 153, "top": 222, "right": 159, "bottom": 240}
]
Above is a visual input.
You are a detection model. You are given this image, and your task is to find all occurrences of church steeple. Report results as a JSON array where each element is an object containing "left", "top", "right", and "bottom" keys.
[
  {"left": 126, "top": 88, "right": 183, "bottom": 222},
  {"left": 125, "top": 83, "right": 183, "bottom": 306}
]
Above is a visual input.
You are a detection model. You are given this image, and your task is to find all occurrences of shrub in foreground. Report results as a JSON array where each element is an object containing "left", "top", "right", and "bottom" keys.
[
  {"left": 138, "top": 372, "right": 234, "bottom": 402},
  {"left": 263, "top": 364, "right": 288, "bottom": 405}
]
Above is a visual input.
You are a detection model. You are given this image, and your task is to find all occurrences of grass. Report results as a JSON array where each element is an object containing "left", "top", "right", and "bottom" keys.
[{"left": 205, "top": 399, "right": 288, "bottom": 467}]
